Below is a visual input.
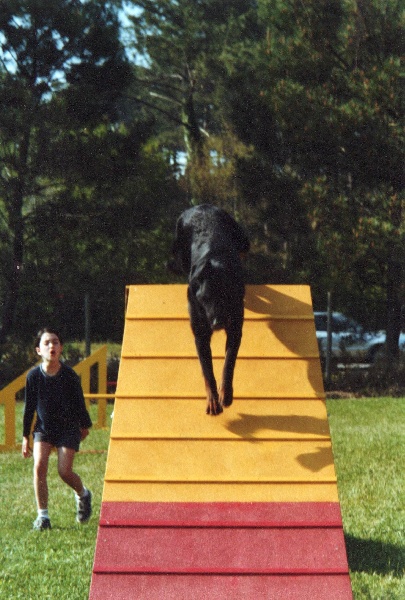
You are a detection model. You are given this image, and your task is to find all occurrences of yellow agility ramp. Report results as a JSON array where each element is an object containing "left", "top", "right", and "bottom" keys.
[{"left": 90, "top": 285, "right": 352, "bottom": 599}]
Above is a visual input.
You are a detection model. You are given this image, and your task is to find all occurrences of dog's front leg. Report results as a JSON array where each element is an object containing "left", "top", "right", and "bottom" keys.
[
  {"left": 194, "top": 334, "right": 223, "bottom": 415},
  {"left": 219, "top": 326, "right": 242, "bottom": 408}
]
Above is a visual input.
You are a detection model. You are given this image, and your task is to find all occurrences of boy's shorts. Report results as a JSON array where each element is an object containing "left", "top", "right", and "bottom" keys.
[{"left": 33, "top": 430, "right": 81, "bottom": 452}]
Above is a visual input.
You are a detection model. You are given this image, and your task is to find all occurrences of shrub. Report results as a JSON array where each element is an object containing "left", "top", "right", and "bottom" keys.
[{"left": 326, "top": 356, "right": 405, "bottom": 397}]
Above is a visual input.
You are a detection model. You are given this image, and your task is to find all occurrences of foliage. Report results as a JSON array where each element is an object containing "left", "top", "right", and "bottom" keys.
[
  {"left": 127, "top": 0, "right": 260, "bottom": 203},
  {"left": 326, "top": 356, "right": 405, "bottom": 398},
  {"left": 0, "top": 0, "right": 403, "bottom": 361},
  {"left": 254, "top": 0, "right": 404, "bottom": 343},
  {"left": 15, "top": 141, "right": 182, "bottom": 342},
  {"left": 0, "top": 0, "right": 131, "bottom": 343},
  {"left": 0, "top": 336, "right": 37, "bottom": 386},
  {"left": 0, "top": 0, "right": 184, "bottom": 348}
]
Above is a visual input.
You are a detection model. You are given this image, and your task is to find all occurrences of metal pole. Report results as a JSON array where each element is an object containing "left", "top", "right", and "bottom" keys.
[{"left": 325, "top": 291, "right": 332, "bottom": 387}]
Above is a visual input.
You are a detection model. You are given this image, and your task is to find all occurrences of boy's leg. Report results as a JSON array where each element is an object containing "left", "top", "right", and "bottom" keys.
[
  {"left": 57, "top": 446, "right": 92, "bottom": 523},
  {"left": 32, "top": 441, "right": 53, "bottom": 530},
  {"left": 57, "top": 446, "right": 84, "bottom": 495},
  {"left": 33, "top": 441, "right": 53, "bottom": 510}
]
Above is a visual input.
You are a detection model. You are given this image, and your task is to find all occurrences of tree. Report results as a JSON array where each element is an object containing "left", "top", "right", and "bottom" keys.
[
  {"left": 237, "top": 0, "right": 404, "bottom": 354},
  {"left": 0, "top": 0, "right": 132, "bottom": 343},
  {"left": 126, "top": 0, "right": 260, "bottom": 204},
  {"left": 0, "top": 113, "right": 184, "bottom": 345},
  {"left": 218, "top": 27, "right": 313, "bottom": 283}
]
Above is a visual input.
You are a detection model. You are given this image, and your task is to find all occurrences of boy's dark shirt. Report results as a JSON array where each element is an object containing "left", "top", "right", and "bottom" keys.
[{"left": 23, "top": 362, "right": 92, "bottom": 438}]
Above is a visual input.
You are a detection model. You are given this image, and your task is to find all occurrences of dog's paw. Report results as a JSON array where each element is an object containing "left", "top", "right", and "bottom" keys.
[
  {"left": 219, "top": 386, "right": 233, "bottom": 408},
  {"left": 206, "top": 393, "right": 223, "bottom": 416}
]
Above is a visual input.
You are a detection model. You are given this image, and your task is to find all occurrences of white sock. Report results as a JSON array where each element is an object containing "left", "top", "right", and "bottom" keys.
[
  {"left": 76, "top": 486, "right": 88, "bottom": 499},
  {"left": 38, "top": 508, "right": 49, "bottom": 519}
]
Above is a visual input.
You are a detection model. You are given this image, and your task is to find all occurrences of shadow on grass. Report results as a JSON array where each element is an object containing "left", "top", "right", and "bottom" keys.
[{"left": 345, "top": 534, "right": 405, "bottom": 576}]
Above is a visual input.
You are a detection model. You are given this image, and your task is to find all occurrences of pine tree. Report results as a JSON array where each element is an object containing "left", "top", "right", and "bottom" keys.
[{"left": 0, "top": 0, "right": 131, "bottom": 342}]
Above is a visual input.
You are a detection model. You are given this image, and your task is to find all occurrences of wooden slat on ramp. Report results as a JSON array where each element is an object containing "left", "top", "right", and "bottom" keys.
[{"left": 89, "top": 285, "right": 352, "bottom": 599}]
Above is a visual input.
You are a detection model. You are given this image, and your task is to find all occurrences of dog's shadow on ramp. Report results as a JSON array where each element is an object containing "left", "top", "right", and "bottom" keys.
[
  {"left": 225, "top": 412, "right": 334, "bottom": 472},
  {"left": 225, "top": 412, "right": 330, "bottom": 440},
  {"left": 230, "top": 286, "right": 331, "bottom": 473},
  {"left": 244, "top": 285, "right": 313, "bottom": 322},
  {"left": 243, "top": 285, "right": 323, "bottom": 396},
  {"left": 296, "top": 446, "right": 334, "bottom": 472}
]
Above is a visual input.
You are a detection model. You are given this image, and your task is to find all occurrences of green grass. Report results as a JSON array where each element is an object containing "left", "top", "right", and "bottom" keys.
[
  {"left": 0, "top": 403, "right": 113, "bottom": 600},
  {"left": 327, "top": 397, "right": 405, "bottom": 599},
  {"left": 0, "top": 399, "right": 404, "bottom": 599}
]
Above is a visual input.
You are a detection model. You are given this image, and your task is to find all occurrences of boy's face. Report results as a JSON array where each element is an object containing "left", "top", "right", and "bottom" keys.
[{"left": 36, "top": 332, "right": 63, "bottom": 364}]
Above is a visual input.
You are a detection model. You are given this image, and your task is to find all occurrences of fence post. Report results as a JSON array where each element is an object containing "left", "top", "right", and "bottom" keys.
[
  {"left": 73, "top": 345, "right": 108, "bottom": 427},
  {"left": 0, "top": 368, "right": 35, "bottom": 451}
]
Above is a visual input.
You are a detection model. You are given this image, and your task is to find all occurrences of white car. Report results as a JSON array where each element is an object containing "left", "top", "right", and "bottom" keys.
[{"left": 314, "top": 312, "right": 388, "bottom": 363}]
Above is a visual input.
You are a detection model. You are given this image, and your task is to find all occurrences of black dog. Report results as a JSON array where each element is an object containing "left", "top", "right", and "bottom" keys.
[{"left": 170, "top": 204, "right": 250, "bottom": 415}]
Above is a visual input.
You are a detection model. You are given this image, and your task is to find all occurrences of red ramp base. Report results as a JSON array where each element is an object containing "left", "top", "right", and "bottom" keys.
[
  {"left": 91, "top": 502, "right": 352, "bottom": 599},
  {"left": 91, "top": 573, "right": 352, "bottom": 600}
]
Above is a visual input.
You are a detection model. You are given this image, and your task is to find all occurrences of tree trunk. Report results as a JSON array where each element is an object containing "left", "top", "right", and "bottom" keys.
[
  {"left": 0, "top": 129, "right": 30, "bottom": 345},
  {"left": 182, "top": 67, "right": 209, "bottom": 204},
  {"left": 0, "top": 220, "right": 24, "bottom": 345}
]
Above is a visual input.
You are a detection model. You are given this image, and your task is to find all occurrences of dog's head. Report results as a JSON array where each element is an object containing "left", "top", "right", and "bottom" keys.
[{"left": 189, "top": 258, "right": 244, "bottom": 331}]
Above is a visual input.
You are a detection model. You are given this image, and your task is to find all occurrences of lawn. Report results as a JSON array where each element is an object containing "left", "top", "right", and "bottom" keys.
[
  {"left": 327, "top": 397, "right": 405, "bottom": 600},
  {"left": 0, "top": 403, "right": 113, "bottom": 600},
  {"left": 0, "top": 398, "right": 404, "bottom": 599}
]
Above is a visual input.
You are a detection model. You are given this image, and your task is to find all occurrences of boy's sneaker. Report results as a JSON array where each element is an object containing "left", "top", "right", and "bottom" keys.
[
  {"left": 33, "top": 516, "right": 52, "bottom": 531},
  {"left": 76, "top": 490, "right": 92, "bottom": 523}
]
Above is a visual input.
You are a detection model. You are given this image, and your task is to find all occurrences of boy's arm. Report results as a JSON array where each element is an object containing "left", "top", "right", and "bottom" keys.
[
  {"left": 22, "top": 436, "right": 32, "bottom": 458},
  {"left": 80, "top": 428, "right": 90, "bottom": 441},
  {"left": 22, "top": 373, "right": 36, "bottom": 437},
  {"left": 22, "top": 372, "right": 36, "bottom": 457},
  {"left": 72, "top": 371, "right": 93, "bottom": 429}
]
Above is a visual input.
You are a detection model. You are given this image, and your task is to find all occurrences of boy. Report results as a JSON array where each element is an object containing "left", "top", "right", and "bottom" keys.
[{"left": 22, "top": 327, "right": 93, "bottom": 531}]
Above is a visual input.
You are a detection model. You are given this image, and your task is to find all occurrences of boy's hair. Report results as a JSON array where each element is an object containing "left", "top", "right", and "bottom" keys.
[{"left": 35, "top": 327, "right": 64, "bottom": 348}]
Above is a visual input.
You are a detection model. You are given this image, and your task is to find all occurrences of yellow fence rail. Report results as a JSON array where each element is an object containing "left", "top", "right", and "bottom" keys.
[{"left": 0, "top": 346, "right": 114, "bottom": 451}]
